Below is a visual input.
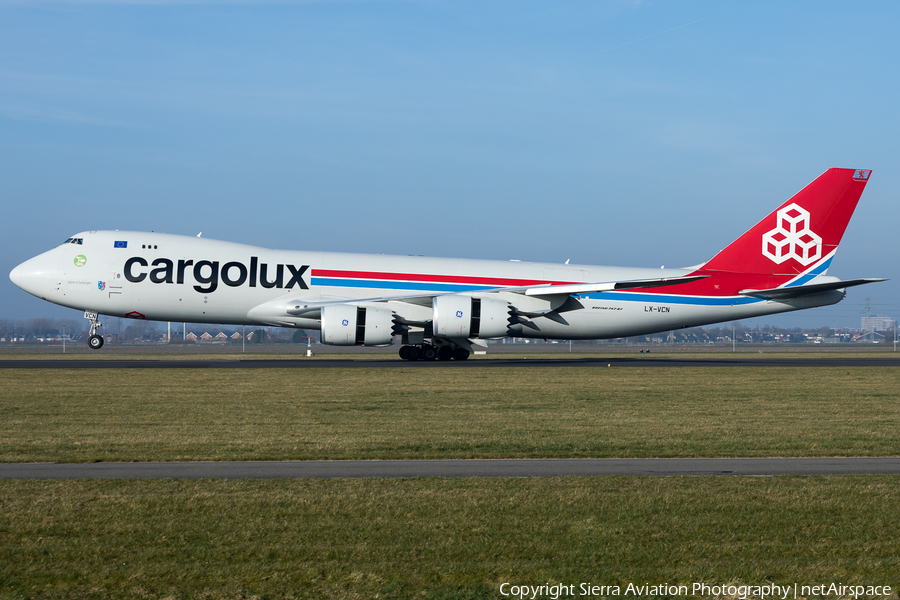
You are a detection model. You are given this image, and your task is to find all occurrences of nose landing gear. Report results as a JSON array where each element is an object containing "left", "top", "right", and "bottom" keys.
[{"left": 84, "top": 311, "right": 104, "bottom": 350}]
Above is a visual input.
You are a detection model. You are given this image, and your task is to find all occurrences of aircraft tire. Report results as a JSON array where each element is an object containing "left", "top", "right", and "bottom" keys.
[
  {"left": 437, "top": 346, "right": 454, "bottom": 361},
  {"left": 399, "top": 346, "right": 409, "bottom": 360},
  {"left": 406, "top": 346, "right": 421, "bottom": 361},
  {"left": 422, "top": 345, "right": 438, "bottom": 361},
  {"left": 88, "top": 335, "right": 104, "bottom": 350},
  {"left": 453, "top": 347, "right": 470, "bottom": 361}
]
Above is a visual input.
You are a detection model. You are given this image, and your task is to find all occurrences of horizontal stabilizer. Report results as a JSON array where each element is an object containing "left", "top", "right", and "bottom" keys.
[
  {"left": 740, "top": 278, "right": 887, "bottom": 300},
  {"left": 524, "top": 275, "right": 707, "bottom": 297}
]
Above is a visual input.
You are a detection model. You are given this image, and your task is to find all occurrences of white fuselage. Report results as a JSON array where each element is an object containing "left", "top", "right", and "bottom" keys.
[{"left": 10, "top": 230, "right": 841, "bottom": 342}]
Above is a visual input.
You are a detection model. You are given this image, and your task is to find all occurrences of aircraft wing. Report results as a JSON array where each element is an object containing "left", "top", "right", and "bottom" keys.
[
  {"left": 257, "top": 274, "right": 708, "bottom": 322},
  {"left": 282, "top": 294, "right": 433, "bottom": 318},
  {"left": 292, "top": 275, "right": 707, "bottom": 309},
  {"left": 521, "top": 275, "right": 708, "bottom": 297},
  {"left": 739, "top": 278, "right": 887, "bottom": 300}
]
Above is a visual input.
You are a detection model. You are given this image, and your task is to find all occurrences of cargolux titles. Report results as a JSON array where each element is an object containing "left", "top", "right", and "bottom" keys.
[{"left": 124, "top": 256, "right": 309, "bottom": 293}]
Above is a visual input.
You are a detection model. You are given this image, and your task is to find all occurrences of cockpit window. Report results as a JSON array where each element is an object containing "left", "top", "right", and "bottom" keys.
[{"left": 61, "top": 238, "right": 83, "bottom": 245}]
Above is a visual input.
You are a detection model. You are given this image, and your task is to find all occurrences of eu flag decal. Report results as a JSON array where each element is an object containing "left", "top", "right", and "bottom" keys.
[{"left": 114, "top": 241, "right": 128, "bottom": 248}]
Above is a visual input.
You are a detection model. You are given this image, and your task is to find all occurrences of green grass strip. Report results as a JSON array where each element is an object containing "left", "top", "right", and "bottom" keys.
[
  {"left": 1, "top": 476, "right": 898, "bottom": 599},
  {"left": 2, "top": 367, "right": 899, "bottom": 462}
]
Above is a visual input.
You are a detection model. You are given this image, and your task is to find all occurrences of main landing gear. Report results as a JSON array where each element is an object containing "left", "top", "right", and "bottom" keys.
[
  {"left": 84, "top": 311, "right": 104, "bottom": 350},
  {"left": 398, "top": 344, "right": 470, "bottom": 361}
]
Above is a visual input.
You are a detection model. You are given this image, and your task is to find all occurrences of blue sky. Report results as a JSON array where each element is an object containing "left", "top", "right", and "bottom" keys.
[{"left": 2, "top": 0, "right": 897, "bottom": 329}]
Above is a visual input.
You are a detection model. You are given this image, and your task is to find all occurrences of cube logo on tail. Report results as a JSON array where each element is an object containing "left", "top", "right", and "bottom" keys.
[{"left": 761, "top": 203, "right": 822, "bottom": 265}]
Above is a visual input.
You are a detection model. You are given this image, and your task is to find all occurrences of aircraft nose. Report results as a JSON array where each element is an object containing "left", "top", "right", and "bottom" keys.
[
  {"left": 9, "top": 262, "right": 23, "bottom": 288},
  {"left": 9, "top": 253, "right": 57, "bottom": 300}
]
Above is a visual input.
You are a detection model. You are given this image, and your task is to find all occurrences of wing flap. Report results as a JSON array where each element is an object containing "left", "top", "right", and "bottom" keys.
[{"left": 523, "top": 275, "right": 708, "bottom": 297}]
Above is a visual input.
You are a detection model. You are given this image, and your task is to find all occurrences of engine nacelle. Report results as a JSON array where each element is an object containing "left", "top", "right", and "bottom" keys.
[
  {"left": 321, "top": 304, "right": 394, "bottom": 346},
  {"left": 432, "top": 295, "right": 509, "bottom": 339}
]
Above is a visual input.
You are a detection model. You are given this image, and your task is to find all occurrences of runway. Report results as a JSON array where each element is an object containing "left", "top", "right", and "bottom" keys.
[
  {"left": 2, "top": 356, "right": 900, "bottom": 369},
  {"left": 2, "top": 457, "right": 899, "bottom": 480}
]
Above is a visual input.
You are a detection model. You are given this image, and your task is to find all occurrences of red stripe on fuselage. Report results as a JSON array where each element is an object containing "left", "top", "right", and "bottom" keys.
[{"left": 311, "top": 269, "right": 576, "bottom": 288}]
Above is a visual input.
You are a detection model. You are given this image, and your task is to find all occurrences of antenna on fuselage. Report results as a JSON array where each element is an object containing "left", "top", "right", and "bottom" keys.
[{"left": 197, "top": 232, "right": 202, "bottom": 238}]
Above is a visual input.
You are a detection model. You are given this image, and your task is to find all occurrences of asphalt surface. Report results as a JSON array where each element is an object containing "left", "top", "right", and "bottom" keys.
[
  {"left": 2, "top": 356, "right": 900, "bottom": 369},
  {"left": 2, "top": 458, "right": 899, "bottom": 479}
]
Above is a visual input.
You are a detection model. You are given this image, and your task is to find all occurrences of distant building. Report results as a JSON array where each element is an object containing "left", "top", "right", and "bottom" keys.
[{"left": 862, "top": 316, "right": 896, "bottom": 332}]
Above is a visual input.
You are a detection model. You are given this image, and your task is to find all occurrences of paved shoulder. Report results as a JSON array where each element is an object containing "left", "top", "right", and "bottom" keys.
[{"left": 2, "top": 458, "right": 899, "bottom": 479}]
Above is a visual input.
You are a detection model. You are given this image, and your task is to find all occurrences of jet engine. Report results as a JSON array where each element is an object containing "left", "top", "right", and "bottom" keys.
[
  {"left": 321, "top": 304, "right": 394, "bottom": 346},
  {"left": 432, "top": 295, "right": 509, "bottom": 339}
]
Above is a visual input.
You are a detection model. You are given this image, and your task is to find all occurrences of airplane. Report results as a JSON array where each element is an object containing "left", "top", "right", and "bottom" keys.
[{"left": 9, "top": 168, "right": 886, "bottom": 360}]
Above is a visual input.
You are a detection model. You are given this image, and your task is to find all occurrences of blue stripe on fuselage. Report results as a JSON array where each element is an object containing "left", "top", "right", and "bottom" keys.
[
  {"left": 311, "top": 277, "right": 496, "bottom": 293},
  {"left": 580, "top": 292, "right": 763, "bottom": 306},
  {"left": 312, "top": 277, "right": 764, "bottom": 306},
  {"left": 784, "top": 255, "right": 833, "bottom": 287}
]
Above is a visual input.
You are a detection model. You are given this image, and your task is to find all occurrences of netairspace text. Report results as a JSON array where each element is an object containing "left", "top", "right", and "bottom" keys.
[{"left": 499, "top": 582, "right": 893, "bottom": 599}]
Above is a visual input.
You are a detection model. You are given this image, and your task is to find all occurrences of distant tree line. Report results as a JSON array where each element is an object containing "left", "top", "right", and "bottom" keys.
[
  {"left": 0, "top": 318, "right": 88, "bottom": 341},
  {"left": 3, "top": 316, "right": 888, "bottom": 345},
  {"left": 619, "top": 323, "right": 891, "bottom": 345}
]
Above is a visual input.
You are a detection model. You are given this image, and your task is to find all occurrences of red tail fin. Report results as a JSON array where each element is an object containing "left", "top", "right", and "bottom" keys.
[{"left": 701, "top": 168, "right": 871, "bottom": 276}]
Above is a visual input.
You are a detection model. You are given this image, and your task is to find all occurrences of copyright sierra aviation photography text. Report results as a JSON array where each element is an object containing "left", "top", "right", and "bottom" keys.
[{"left": 499, "top": 582, "right": 894, "bottom": 599}]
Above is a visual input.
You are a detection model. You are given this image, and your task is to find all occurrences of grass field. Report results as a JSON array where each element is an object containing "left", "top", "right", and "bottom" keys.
[
  {"left": 2, "top": 360, "right": 898, "bottom": 599},
  {"left": 2, "top": 476, "right": 899, "bottom": 599},
  {"left": 1, "top": 366, "right": 898, "bottom": 462}
]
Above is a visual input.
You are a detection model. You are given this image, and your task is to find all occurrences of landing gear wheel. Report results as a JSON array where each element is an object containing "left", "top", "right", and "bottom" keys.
[
  {"left": 437, "top": 346, "right": 454, "bottom": 361},
  {"left": 84, "top": 311, "right": 103, "bottom": 349},
  {"left": 399, "top": 346, "right": 410, "bottom": 360},
  {"left": 422, "top": 345, "right": 438, "bottom": 361},
  {"left": 406, "top": 346, "right": 421, "bottom": 361},
  {"left": 453, "top": 347, "right": 470, "bottom": 361}
]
